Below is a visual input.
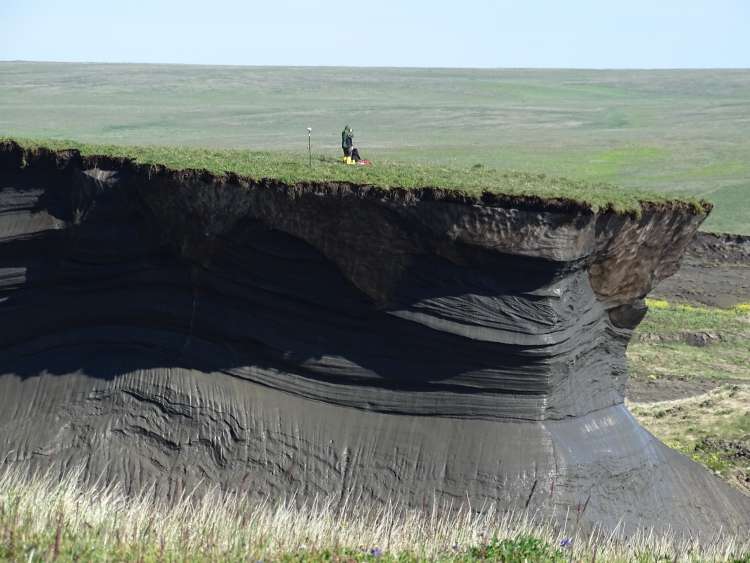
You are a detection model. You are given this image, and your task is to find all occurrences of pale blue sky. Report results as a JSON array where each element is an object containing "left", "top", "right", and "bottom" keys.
[{"left": 1, "top": 0, "right": 748, "bottom": 68}]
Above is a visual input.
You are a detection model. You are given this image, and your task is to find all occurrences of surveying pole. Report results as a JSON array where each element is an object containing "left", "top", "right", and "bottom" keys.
[{"left": 307, "top": 127, "right": 312, "bottom": 168}]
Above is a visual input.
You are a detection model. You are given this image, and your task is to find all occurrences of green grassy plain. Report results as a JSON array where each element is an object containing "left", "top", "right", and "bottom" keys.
[
  {"left": 637, "top": 301, "right": 750, "bottom": 337},
  {"left": 628, "top": 301, "right": 750, "bottom": 494},
  {"left": 1, "top": 63, "right": 748, "bottom": 231}
]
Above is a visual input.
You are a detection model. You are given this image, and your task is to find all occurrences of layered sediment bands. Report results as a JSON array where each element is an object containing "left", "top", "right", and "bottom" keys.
[{"left": 1, "top": 141, "right": 748, "bottom": 535}]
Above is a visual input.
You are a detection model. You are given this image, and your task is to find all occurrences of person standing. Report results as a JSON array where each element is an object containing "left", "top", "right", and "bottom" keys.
[
  {"left": 341, "top": 125, "right": 354, "bottom": 158},
  {"left": 341, "top": 124, "right": 362, "bottom": 162}
]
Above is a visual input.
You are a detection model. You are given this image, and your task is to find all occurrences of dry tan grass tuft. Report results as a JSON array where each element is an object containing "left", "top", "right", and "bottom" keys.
[{"left": 0, "top": 465, "right": 748, "bottom": 561}]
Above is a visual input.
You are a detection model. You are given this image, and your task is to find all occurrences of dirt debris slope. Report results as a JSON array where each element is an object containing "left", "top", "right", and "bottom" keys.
[{"left": 652, "top": 232, "right": 750, "bottom": 308}]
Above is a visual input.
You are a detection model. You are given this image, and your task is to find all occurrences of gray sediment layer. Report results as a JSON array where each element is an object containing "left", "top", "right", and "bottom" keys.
[{"left": 0, "top": 141, "right": 748, "bottom": 535}]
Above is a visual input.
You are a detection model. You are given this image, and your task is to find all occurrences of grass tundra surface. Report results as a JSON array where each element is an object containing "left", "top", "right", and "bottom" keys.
[
  {"left": 5, "top": 137, "right": 699, "bottom": 215},
  {"left": 1, "top": 63, "right": 748, "bottom": 233}
]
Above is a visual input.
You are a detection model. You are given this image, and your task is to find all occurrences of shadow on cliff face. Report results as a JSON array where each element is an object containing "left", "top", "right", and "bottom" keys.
[
  {"left": 0, "top": 165, "right": 618, "bottom": 421},
  {"left": 0, "top": 207, "right": 558, "bottom": 387}
]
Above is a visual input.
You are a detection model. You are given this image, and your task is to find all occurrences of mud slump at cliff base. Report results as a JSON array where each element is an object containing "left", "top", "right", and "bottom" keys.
[{"left": 0, "top": 141, "right": 748, "bottom": 535}]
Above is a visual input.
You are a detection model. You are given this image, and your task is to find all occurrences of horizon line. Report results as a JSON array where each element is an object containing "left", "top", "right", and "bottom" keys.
[{"left": 2, "top": 59, "right": 749, "bottom": 72}]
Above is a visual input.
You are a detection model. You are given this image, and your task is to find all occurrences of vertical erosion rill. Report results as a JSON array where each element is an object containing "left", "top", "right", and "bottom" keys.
[{"left": 0, "top": 141, "right": 748, "bottom": 534}]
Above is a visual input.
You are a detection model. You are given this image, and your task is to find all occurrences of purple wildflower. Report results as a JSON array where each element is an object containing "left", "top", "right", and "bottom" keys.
[
  {"left": 560, "top": 538, "right": 573, "bottom": 548},
  {"left": 370, "top": 547, "right": 383, "bottom": 558}
]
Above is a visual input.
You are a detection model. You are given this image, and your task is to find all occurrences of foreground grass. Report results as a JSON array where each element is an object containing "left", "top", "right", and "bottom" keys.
[
  {"left": 3, "top": 137, "right": 699, "bottom": 215},
  {"left": 0, "top": 468, "right": 748, "bottom": 563}
]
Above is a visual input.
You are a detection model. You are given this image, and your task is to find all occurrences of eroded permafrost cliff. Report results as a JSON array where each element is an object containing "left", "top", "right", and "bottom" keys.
[{"left": 0, "top": 141, "right": 748, "bottom": 535}]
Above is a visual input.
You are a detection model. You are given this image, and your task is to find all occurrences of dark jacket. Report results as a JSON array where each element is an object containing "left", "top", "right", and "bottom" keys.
[{"left": 342, "top": 128, "right": 353, "bottom": 151}]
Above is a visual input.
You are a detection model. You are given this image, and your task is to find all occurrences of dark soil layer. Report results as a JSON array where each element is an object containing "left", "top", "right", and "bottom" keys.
[
  {"left": 652, "top": 232, "right": 750, "bottom": 308},
  {"left": 627, "top": 374, "right": 747, "bottom": 403},
  {"left": 0, "top": 141, "right": 748, "bottom": 537}
]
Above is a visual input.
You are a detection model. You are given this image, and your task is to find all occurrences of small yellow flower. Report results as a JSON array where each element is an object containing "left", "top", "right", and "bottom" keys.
[{"left": 646, "top": 298, "right": 670, "bottom": 310}]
